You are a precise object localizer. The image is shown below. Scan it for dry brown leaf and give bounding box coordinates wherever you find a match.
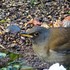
[41,23,49,29]
[27,19,33,24]
[48,22,54,27]
[0,31,3,35]
[62,16,70,21]
[62,16,70,27]
[27,18,42,26]
[53,20,62,27]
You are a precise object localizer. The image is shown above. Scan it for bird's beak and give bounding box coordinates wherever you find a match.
[20,26,39,38]
[20,33,33,38]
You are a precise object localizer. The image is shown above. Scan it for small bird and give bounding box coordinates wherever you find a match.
[26,26,70,66]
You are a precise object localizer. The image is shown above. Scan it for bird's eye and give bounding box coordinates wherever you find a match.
[33,32,39,37]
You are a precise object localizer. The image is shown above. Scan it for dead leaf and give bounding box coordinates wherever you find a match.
[53,20,62,27]
[0,44,6,49]
[41,23,49,29]
[48,22,54,27]
[62,16,70,21]
[27,18,42,26]
[62,16,70,27]
[0,31,3,35]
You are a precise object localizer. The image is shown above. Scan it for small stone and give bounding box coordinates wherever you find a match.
[6,25,21,34]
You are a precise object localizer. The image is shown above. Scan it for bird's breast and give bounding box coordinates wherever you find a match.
[33,43,70,64]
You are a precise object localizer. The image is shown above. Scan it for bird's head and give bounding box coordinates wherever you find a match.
[25,26,50,45]
[20,26,50,58]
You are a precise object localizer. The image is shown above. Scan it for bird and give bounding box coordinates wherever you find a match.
[26,26,70,66]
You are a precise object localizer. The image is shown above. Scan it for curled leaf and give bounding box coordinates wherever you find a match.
[63,16,70,21]
[27,18,42,26]
[62,16,70,27]
[53,20,62,27]
[41,23,49,29]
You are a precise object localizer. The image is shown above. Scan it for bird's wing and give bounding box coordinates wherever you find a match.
[49,27,70,54]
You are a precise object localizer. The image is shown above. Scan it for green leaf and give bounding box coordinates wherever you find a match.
[0,20,7,23]
[8,52,20,62]
[0,19,10,23]
[13,64,20,68]
[68,11,70,14]
[0,68,7,70]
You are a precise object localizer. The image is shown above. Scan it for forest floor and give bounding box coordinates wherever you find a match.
[0,0,70,70]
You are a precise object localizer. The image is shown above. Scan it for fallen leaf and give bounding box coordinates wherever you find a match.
[0,31,3,35]
[53,20,62,27]
[27,18,42,26]
[62,16,70,21]
[41,23,49,29]
[0,44,6,49]
[62,16,70,27]
[48,22,54,27]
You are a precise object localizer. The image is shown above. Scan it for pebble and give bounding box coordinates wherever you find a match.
[6,25,21,34]
[0,52,6,58]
